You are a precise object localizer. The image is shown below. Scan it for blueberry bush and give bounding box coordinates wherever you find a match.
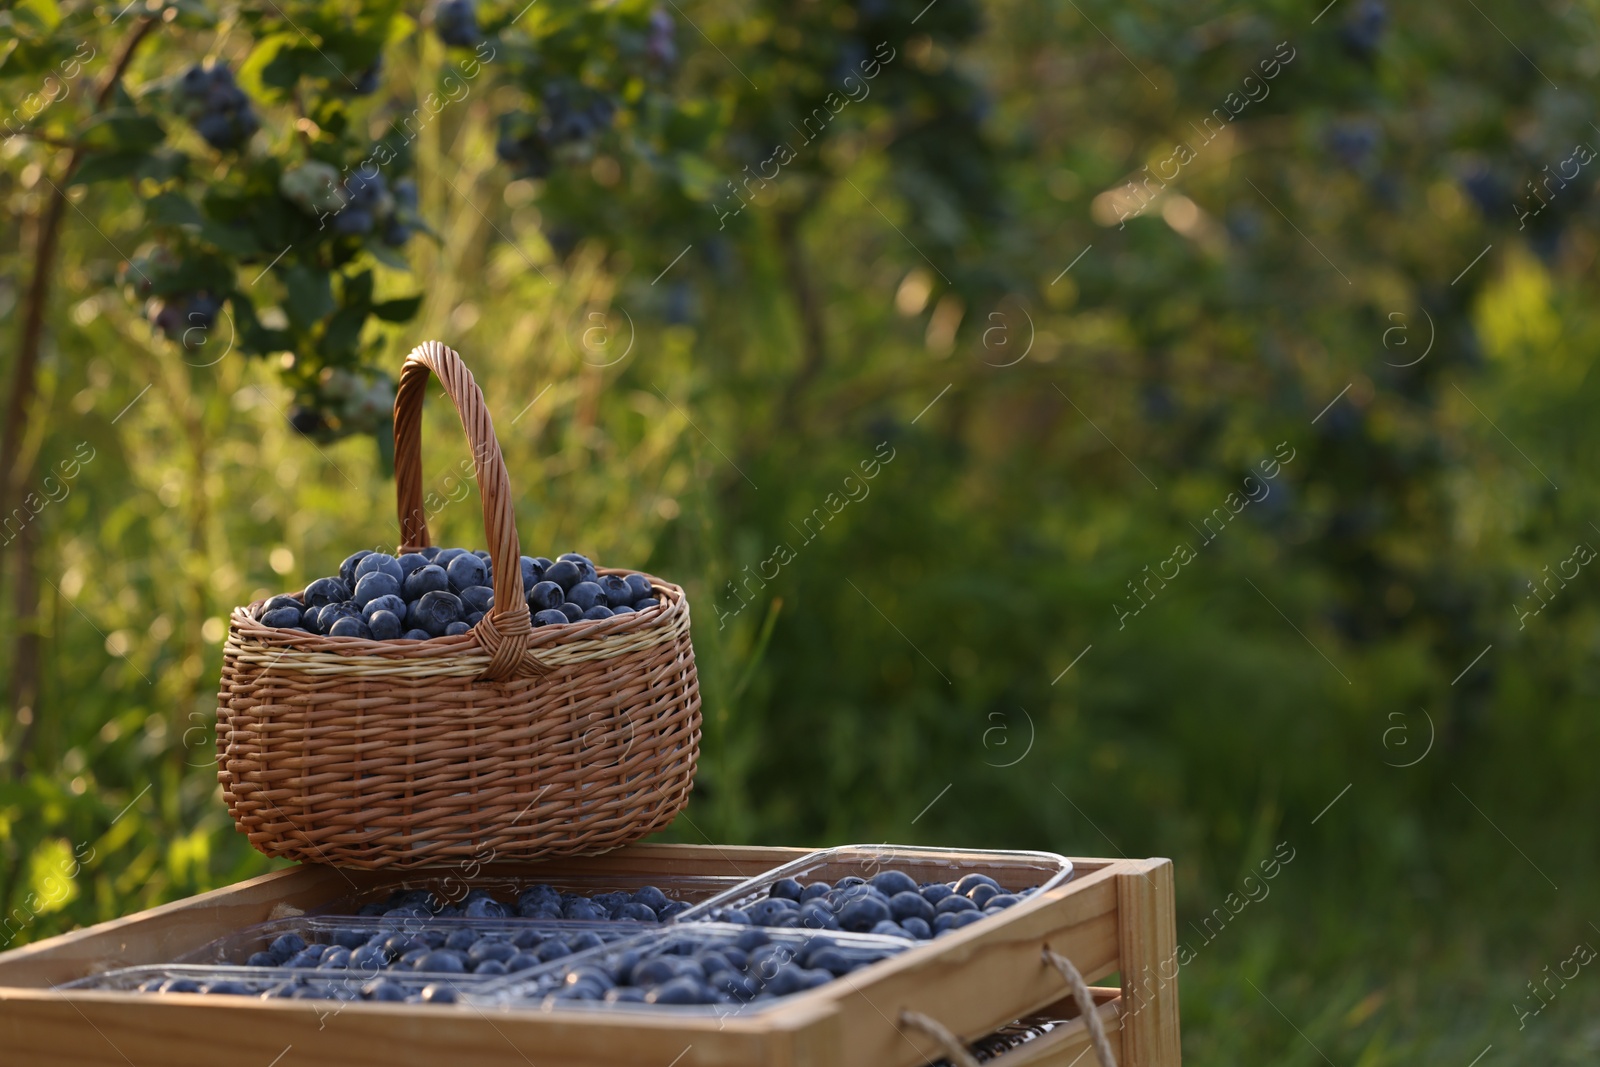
[4,0,1600,1062]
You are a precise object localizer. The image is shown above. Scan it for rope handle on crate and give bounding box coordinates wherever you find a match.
[1043,946,1118,1067]
[393,340,534,682]
[897,947,1118,1067]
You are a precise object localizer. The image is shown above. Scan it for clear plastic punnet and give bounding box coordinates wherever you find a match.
[673,843,1074,927]
[173,915,644,978]
[59,964,490,1005]
[475,922,913,1014]
[313,871,741,920]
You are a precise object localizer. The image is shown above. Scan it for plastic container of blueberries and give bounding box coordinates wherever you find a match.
[310,872,741,917]
[672,843,1074,925]
[60,964,491,1004]
[471,922,913,1013]
[173,916,645,976]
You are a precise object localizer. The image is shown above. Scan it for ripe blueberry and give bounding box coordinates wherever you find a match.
[446,553,487,594]
[598,575,633,606]
[634,597,660,612]
[261,606,302,628]
[557,602,583,622]
[353,571,401,608]
[544,560,581,591]
[869,871,919,897]
[567,582,605,610]
[532,608,568,627]
[409,590,463,636]
[304,576,351,608]
[402,628,432,640]
[355,552,404,584]
[402,563,449,601]
[624,573,653,603]
[528,580,565,611]
[460,585,494,615]
[362,594,405,621]
[329,616,371,638]
[339,551,372,585]
[444,621,469,636]
[367,610,402,640]
[581,605,614,620]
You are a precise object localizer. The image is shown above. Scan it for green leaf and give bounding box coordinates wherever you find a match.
[344,270,374,309]
[135,149,190,183]
[368,244,412,272]
[68,152,143,186]
[76,110,165,153]
[318,305,367,359]
[371,295,422,322]
[199,219,262,257]
[237,33,298,101]
[16,0,61,31]
[283,265,334,330]
[144,192,203,228]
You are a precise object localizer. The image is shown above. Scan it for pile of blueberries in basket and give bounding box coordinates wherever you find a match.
[698,870,1029,941]
[254,549,660,640]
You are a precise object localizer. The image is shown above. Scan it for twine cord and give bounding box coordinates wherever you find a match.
[1043,945,1118,1067]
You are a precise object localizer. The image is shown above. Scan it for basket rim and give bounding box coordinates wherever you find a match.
[227,567,689,663]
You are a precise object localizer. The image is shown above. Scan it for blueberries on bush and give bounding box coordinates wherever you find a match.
[177,63,259,151]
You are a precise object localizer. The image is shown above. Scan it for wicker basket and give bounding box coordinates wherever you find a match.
[216,340,701,869]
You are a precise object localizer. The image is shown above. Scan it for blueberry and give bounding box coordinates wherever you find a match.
[920,884,954,906]
[567,582,606,610]
[646,975,710,1005]
[985,894,1020,910]
[460,585,494,615]
[362,594,406,622]
[871,920,915,940]
[463,897,508,919]
[614,902,658,922]
[433,547,466,566]
[339,551,372,585]
[160,978,205,993]
[901,917,933,939]
[952,873,1001,895]
[581,605,614,620]
[611,605,636,615]
[202,980,255,995]
[764,964,814,997]
[624,573,654,603]
[934,894,978,916]
[355,552,404,585]
[408,590,463,636]
[419,546,442,560]
[403,564,450,601]
[264,594,301,613]
[887,891,935,924]
[634,597,660,612]
[745,899,794,926]
[532,608,568,627]
[396,552,430,577]
[301,605,325,632]
[562,898,608,922]
[598,575,633,607]
[349,944,387,973]
[446,553,488,594]
[967,883,1001,908]
[419,983,457,1003]
[364,978,407,1001]
[304,576,351,608]
[432,0,480,47]
[799,881,832,904]
[261,605,302,628]
[246,950,278,967]
[329,616,371,638]
[557,602,583,622]
[733,929,771,953]
[414,950,465,973]
[544,560,581,591]
[402,629,432,640]
[317,946,352,969]
[535,938,573,963]
[837,896,891,932]
[353,571,401,608]
[332,928,370,950]
[267,934,304,966]
[528,580,565,611]
[468,941,516,965]
[506,952,542,972]
[444,621,470,636]
[870,871,919,897]
[632,886,671,911]
[767,877,804,902]
[934,910,986,935]
[797,902,840,931]
[520,556,545,591]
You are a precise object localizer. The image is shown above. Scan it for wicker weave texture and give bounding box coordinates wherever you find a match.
[215,341,701,868]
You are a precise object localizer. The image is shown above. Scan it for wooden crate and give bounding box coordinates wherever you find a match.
[0,845,1180,1067]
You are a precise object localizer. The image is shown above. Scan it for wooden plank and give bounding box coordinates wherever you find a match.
[795,860,1125,1067]
[0,988,840,1067]
[1115,859,1181,1067]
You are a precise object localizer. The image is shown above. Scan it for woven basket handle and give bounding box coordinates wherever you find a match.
[393,340,531,682]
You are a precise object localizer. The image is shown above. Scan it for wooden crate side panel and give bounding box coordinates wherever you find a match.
[0,991,841,1067]
[815,864,1123,1067]
[982,991,1123,1067]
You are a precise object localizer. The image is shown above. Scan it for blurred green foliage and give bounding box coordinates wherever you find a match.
[4,0,1600,1062]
